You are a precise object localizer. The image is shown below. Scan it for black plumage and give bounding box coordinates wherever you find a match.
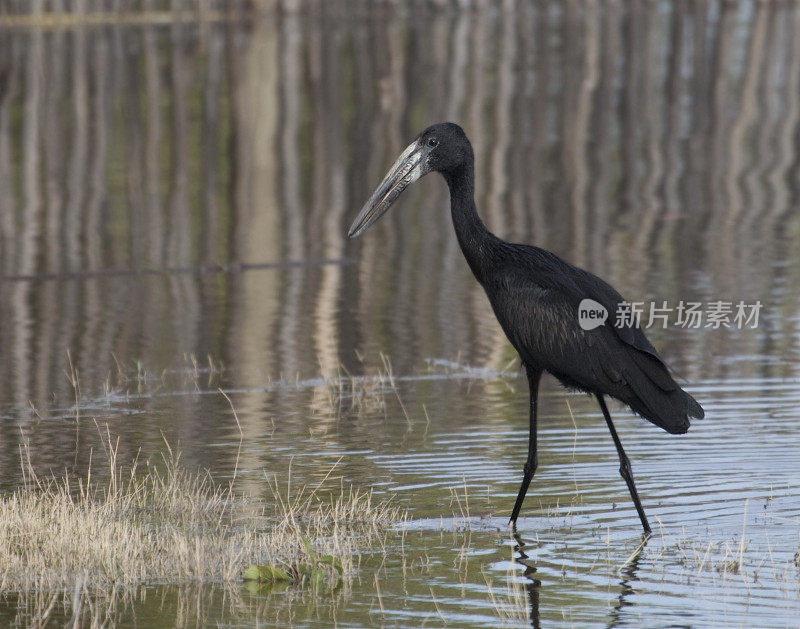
[348,122,704,535]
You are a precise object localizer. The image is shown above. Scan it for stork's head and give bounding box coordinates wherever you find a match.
[347,122,472,239]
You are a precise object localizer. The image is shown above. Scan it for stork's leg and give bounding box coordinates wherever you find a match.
[596,394,652,535]
[510,366,543,525]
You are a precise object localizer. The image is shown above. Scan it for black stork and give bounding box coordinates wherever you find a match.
[347,122,704,535]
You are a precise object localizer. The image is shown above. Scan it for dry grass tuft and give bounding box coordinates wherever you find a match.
[485,558,530,625]
[0,431,402,626]
[3,439,243,591]
[316,354,398,417]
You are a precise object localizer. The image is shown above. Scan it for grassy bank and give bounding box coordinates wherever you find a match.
[0,433,402,625]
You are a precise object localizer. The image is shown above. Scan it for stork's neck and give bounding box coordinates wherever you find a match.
[444,164,497,284]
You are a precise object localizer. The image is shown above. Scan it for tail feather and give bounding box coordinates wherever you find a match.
[684,390,705,419]
[621,353,704,434]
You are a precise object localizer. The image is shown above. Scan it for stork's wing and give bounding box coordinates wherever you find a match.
[480,248,703,433]
[500,247,676,386]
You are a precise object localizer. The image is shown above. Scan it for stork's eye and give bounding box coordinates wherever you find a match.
[427,137,439,148]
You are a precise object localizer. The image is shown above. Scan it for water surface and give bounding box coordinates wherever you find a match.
[1,1,800,626]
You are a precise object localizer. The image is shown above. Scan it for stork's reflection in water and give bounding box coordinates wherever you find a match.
[511,530,650,628]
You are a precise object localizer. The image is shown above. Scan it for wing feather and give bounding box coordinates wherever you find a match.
[481,249,703,433]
